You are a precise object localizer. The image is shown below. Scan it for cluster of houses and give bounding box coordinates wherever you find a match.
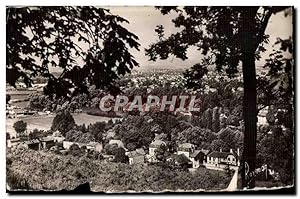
[121,139,240,171]
[145,139,240,171]
[7,129,240,171]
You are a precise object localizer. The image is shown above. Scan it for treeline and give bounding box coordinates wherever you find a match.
[26,73,243,115]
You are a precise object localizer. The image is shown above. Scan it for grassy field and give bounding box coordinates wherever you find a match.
[9,94,30,101]
[6,113,119,136]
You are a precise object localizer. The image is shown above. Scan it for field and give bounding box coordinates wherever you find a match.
[6,113,118,137]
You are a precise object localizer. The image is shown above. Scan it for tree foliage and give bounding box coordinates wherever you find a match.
[7,6,140,97]
[146,6,292,188]
[28,129,48,140]
[13,120,27,136]
[7,149,232,191]
[51,111,75,135]
[146,6,290,77]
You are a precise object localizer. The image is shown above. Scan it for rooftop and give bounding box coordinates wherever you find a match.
[178,143,195,149]
[168,154,191,164]
[87,141,102,147]
[201,149,210,155]
[25,139,40,145]
[109,139,125,149]
[126,148,146,158]
[207,151,236,159]
[190,150,201,158]
[39,136,54,142]
[149,139,166,147]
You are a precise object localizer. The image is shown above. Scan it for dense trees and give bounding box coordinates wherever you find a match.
[13,120,27,137]
[88,122,106,143]
[146,6,291,188]
[7,149,231,191]
[257,126,293,184]
[64,122,108,144]
[51,111,76,135]
[7,6,140,97]
[115,115,155,151]
[211,127,244,151]
[28,129,48,140]
[68,144,83,157]
[155,144,169,162]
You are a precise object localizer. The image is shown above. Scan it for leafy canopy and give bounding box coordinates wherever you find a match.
[13,120,27,135]
[146,6,289,85]
[7,6,140,97]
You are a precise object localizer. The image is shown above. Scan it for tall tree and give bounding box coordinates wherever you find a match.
[51,110,75,135]
[13,120,27,137]
[146,6,291,188]
[7,6,140,97]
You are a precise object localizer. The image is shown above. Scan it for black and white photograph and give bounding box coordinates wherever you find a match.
[4,5,295,194]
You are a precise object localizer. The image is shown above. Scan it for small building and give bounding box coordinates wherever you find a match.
[126,148,146,165]
[177,143,195,158]
[53,136,65,143]
[52,131,65,143]
[87,142,103,152]
[63,141,77,149]
[149,139,166,156]
[167,154,192,169]
[257,106,269,125]
[39,136,55,150]
[108,139,126,150]
[7,138,21,148]
[200,149,210,160]
[63,140,103,153]
[103,154,115,162]
[205,148,240,170]
[189,150,206,168]
[106,129,116,140]
[25,139,41,150]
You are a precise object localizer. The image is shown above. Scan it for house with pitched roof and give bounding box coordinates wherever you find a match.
[39,136,55,150]
[177,143,195,158]
[7,138,21,148]
[176,143,212,168]
[126,148,146,165]
[24,139,41,150]
[148,139,166,156]
[108,139,126,150]
[166,153,192,169]
[87,142,103,152]
[189,149,211,168]
[204,148,240,170]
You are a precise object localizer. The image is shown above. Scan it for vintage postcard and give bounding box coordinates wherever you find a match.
[6,6,295,193]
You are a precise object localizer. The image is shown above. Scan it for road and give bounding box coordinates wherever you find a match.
[226,169,238,191]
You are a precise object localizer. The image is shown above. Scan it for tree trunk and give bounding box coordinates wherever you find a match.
[240,8,259,189]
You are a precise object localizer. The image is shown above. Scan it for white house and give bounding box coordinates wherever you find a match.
[205,148,240,170]
[7,138,21,148]
[189,149,210,168]
[87,142,103,152]
[52,131,65,143]
[126,148,146,165]
[62,141,76,149]
[148,139,166,157]
[108,139,126,150]
[177,143,195,158]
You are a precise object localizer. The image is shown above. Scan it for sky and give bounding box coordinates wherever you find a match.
[48,7,293,73]
[105,6,293,71]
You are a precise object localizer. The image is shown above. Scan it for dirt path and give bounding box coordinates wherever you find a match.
[226,169,238,191]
